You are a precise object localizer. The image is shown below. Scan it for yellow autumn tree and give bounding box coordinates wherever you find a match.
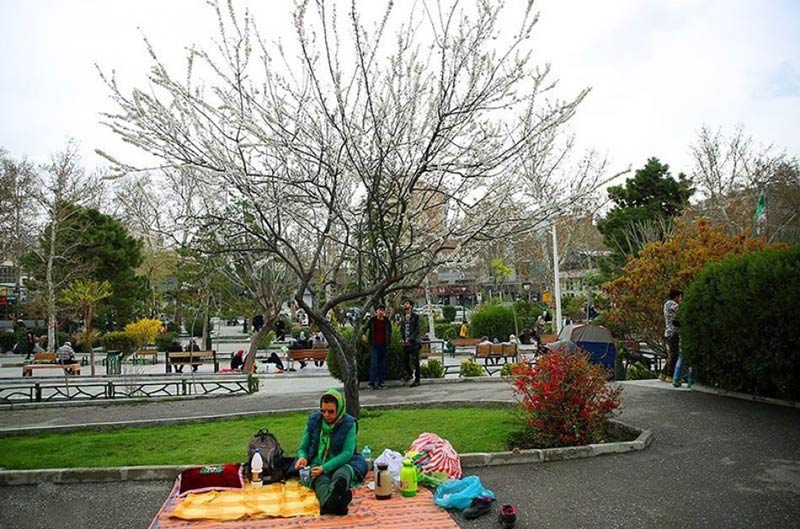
[124,318,163,349]
[601,218,777,352]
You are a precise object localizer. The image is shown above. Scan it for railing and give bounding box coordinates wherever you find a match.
[0,377,253,404]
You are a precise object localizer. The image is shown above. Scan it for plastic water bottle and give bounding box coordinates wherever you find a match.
[251,449,263,488]
[361,445,372,473]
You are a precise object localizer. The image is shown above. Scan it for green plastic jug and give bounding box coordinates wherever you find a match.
[399,458,418,497]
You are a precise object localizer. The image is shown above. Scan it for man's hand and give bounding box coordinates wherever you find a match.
[311,466,323,478]
[294,458,308,470]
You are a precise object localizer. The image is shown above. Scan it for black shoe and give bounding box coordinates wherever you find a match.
[323,478,350,515]
[403,375,413,384]
[463,496,493,520]
[366,384,374,390]
[377,384,386,389]
[409,380,420,387]
[499,504,517,528]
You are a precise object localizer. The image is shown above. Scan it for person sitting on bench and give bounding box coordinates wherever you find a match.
[56,341,76,364]
[167,339,185,373]
[289,332,310,369]
[187,339,200,372]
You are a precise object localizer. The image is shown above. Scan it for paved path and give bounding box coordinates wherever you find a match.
[1,379,799,529]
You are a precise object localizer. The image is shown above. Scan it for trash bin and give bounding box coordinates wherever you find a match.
[106,350,122,375]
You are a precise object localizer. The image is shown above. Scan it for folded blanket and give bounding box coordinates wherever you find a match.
[171,479,319,521]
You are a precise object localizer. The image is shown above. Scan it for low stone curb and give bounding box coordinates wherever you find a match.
[0,418,650,486]
[690,383,800,409]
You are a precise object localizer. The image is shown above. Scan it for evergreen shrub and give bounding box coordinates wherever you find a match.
[99,331,138,354]
[681,246,800,400]
[420,358,445,378]
[470,304,515,341]
[442,305,457,322]
[155,332,177,352]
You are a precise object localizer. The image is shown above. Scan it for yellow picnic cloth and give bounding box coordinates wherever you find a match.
[171,479,320,521]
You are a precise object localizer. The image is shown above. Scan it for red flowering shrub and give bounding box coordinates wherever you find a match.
[509,351,622,448]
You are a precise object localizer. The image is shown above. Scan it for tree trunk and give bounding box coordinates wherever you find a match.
[46,223,57,353]
[86,305,96,376]
[244,320,273,375]
[424,278,436,340]
[318,321,361,418]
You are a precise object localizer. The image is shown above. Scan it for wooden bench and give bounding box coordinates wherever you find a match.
[452,337,481,348]
[22,352,81,377]
[419,342,432,360]
[166,350,218,373]
[133,350,158,365]
[288,348,328,366]
[474,343,518,365]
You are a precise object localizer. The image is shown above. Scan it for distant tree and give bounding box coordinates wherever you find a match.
[690,124,799,244]
[21,142,103,351]
[597,157,694,262]
[0,149,38,319]
[601,218,777,352]
[60,279,112,375]
[70,208,145,325]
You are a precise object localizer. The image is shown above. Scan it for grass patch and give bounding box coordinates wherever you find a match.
[0,407,518,470]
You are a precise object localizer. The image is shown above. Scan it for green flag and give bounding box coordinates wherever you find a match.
[754,194,766,233]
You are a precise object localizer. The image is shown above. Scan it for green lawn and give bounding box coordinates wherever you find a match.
[0,407,519,470]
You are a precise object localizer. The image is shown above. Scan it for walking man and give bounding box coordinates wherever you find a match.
[399,299,421,387]
[661,288,682,382]
[366,304,392,390]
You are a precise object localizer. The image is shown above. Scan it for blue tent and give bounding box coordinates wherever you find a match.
[546,324,618,379]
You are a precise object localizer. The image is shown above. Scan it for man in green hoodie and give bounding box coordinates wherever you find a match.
[293,388,367,515]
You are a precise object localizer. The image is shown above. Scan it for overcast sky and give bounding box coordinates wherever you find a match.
[1,0,798,182]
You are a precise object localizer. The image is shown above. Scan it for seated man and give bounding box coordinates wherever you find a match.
[168,339,185,373]
[289,332,310,369]
[293,389,367,516]
[56,341,76,364]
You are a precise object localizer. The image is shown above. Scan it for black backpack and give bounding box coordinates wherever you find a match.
[244,428,285,484]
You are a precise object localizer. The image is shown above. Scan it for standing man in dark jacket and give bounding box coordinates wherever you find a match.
[365,304,392,390]
[399,299,421,387]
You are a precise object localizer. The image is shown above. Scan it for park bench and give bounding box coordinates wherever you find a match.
[474,343,518,375]
[452,337,480,347]
[133,350,159,365]
[419,342,432,360]
[288,348,328,368]
[166,350,219,373]
[22,352,81,377]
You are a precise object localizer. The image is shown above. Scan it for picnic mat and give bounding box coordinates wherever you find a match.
[150,477,459,529]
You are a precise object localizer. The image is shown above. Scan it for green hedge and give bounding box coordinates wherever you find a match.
[327,327,409,382]
[99,331,139,354]
[681,246,800,400]
[442,306,457,322]
[513,300,543,329]
[469,304,516,341]
[155,332,177,352]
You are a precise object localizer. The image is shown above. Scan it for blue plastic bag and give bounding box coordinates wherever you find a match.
[433,476,496,511]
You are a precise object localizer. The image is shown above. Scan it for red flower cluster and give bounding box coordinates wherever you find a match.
[509,351,622,448]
